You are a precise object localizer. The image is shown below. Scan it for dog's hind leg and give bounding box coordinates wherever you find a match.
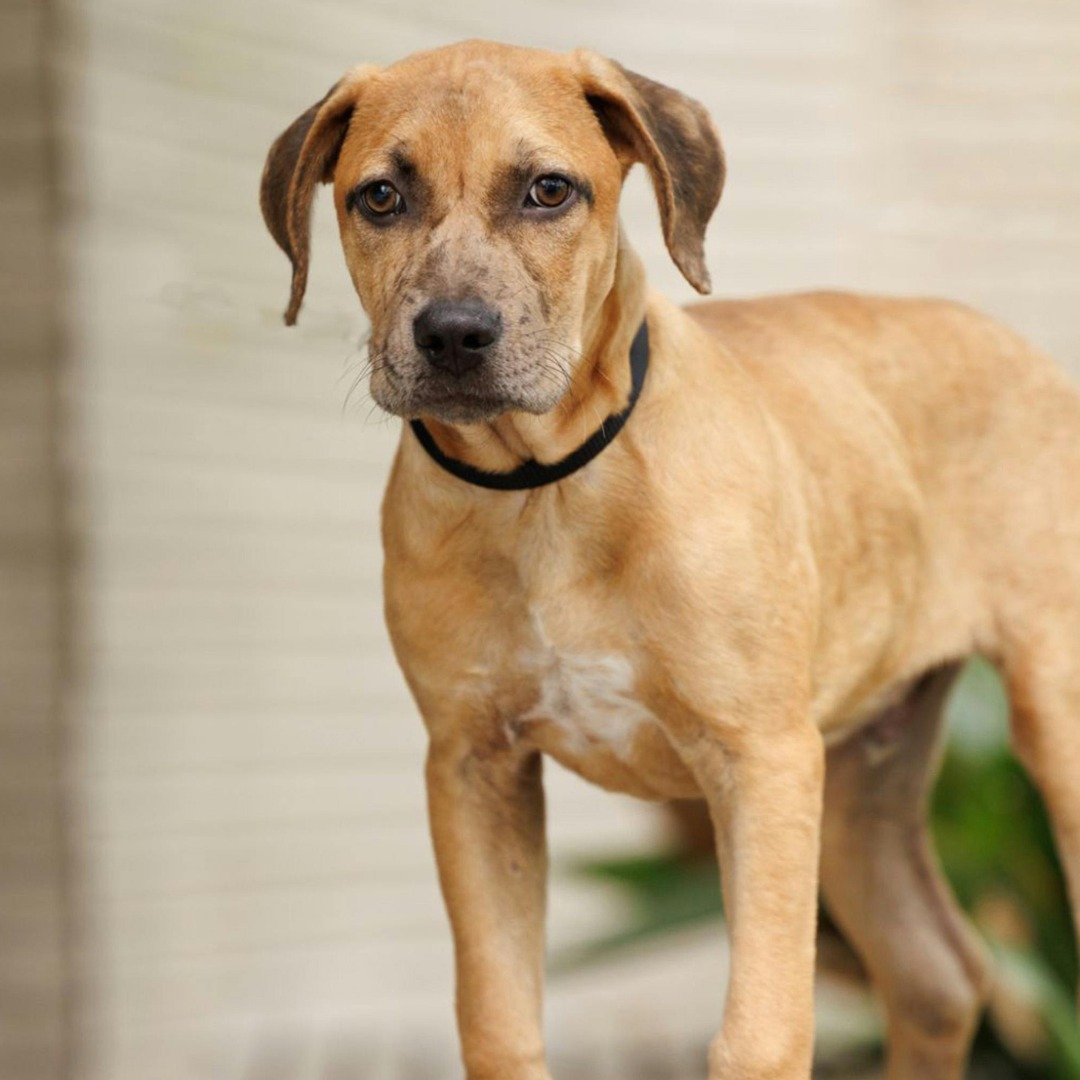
[1003,613,1080,1005]
[820,664,991,1079]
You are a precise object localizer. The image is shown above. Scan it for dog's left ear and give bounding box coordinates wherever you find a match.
[573,51,725,294]
[260,66,375,325]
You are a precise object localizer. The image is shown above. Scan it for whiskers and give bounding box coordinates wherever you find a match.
[340,336,396,427]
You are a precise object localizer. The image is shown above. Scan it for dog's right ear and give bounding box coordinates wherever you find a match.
[260,67,374,325]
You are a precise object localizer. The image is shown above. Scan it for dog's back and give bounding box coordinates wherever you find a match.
[689,289,1080,625]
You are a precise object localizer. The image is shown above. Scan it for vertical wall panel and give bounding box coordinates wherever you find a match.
[0,3,70,1080]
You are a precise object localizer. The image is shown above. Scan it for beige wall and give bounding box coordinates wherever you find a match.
[39,0,1080,1077]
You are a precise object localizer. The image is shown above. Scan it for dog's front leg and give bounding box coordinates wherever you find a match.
[693,721,825,1080]
[426,735,551,1080]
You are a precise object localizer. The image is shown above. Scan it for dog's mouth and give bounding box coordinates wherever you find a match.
[377,370,529,424]
[373,353,563,425]
[407,384,522,424]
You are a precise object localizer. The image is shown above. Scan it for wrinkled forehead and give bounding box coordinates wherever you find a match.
[337,52,614,193]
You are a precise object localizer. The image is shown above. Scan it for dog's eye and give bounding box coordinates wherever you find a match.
[360,181,404,217]
[526,175,572,209]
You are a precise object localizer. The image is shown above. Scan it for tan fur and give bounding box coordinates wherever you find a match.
[262,40,1080,1080]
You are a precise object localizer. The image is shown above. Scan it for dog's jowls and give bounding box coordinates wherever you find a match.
[262,40,1080,1080]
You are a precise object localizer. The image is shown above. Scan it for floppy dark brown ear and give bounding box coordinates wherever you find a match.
[573,52,724,294]
[260,67,373,325]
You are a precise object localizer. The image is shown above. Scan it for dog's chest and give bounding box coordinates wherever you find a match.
[519,634,655,757]
[506,607,695,798]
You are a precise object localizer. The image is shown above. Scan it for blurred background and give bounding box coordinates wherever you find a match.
[4,1,1080,1078]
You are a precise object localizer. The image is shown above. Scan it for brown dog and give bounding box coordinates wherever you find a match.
[261,40,1080,1080]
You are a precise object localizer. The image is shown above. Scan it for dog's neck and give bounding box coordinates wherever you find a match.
[416,235,649,476]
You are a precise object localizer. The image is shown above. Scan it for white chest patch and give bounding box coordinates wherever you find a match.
[517,613,658,759]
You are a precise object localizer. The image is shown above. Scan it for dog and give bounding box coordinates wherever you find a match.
[260,40,1080,1080]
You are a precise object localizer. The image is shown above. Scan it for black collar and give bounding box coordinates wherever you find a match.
[409,319,649,491]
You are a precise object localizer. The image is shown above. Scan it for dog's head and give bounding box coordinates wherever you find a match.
[261,41,724,423]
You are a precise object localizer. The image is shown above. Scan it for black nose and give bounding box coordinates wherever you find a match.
[413,300,502,377]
